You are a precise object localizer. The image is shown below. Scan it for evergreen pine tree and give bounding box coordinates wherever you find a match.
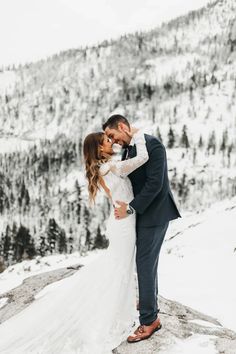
[167,127,175,148]
[152,106,155,123]
[227,143,234,168]
[39,236,48,257]
[83,206,92,250]
[180,125,190,149]
[178,173,189,204]
[220,130,228,155]
[198,135,203,148]
[193,147,197,164]
[75,180,82,224]
[14,225,32,262]
[156,127,163,143]
[27,238,36,259]
[170,168,178,190]
[3,225,11,260]
[0,183,4,213]
[207,131,216,154]
[58,228,67,254]
[93,226,109,250]
[47,218,60,254]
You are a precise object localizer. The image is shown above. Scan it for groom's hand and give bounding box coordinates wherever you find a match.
[114,201,128,219]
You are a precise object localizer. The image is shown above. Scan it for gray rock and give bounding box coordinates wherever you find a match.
[0,266,235,353]
[115,296,236,354]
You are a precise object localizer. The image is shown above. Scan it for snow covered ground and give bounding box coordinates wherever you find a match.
[160,196,236,332]
[0,249,106,296]
[159,334,218,354]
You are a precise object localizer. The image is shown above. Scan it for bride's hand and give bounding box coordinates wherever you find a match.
[124,126,139,137]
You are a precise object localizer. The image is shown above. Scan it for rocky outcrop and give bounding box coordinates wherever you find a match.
[0,263,83,324]
[0,265,235,353]
[115,296,236,354]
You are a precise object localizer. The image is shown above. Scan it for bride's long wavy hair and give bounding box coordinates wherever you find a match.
[83,132,109,203]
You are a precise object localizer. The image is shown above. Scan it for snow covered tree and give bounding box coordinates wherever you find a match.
[93,226,109,250]
[193,147,197,164]
[180,125,190,149]
[46,218,58,253]
[207,131,216,155]
[58,228,67,254]
[75,180,82,224]
[178,173,189,205]
[167,127,175,149]
[83,205,92,250]
[156,126,163,143]
[227,143,234,168]
[220,130,228,155]
[198,135,204,149]
[38,236,48,257]
[46,218,67,254]
[13,224,34,262]
[3,225,11,260]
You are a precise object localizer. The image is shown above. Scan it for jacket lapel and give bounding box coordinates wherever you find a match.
[128,145,136,158]
[121,149,127,161]
[121,145,136,161]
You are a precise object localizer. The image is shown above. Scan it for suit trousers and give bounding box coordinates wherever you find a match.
[136,221,169,325]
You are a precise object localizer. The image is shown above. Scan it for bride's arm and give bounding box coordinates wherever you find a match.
[108,130,149,177]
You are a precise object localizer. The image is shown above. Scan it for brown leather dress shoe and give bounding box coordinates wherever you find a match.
[127,318,162,343]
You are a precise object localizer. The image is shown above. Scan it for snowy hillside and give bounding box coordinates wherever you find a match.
[0,0,236,267]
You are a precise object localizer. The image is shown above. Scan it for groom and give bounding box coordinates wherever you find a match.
[103,114,181,343]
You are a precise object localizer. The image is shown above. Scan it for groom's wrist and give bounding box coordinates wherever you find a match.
[126,204,135,215]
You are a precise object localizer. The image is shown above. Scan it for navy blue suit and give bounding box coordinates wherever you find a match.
[123,134,181,325]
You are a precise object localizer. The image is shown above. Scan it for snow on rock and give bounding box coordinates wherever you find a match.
[116,295,236,354]
[0,249,106,295]
[0,298,8,310]
[158,334,217,354]
[188,319,222,328]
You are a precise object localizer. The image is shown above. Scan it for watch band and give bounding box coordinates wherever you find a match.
[126,204,135,215]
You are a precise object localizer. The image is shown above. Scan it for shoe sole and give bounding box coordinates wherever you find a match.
[127,324,162,343]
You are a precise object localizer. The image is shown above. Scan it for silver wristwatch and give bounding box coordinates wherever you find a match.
[126,204,135,215]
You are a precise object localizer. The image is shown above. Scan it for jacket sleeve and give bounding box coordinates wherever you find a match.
[129,139,166,214]
[108,130,149,177]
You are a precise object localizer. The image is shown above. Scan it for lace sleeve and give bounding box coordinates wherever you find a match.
[108,130,149,177]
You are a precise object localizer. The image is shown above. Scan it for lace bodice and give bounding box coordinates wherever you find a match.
[99,130,148,206]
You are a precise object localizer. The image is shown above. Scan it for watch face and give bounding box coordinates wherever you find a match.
[127,208,133,215]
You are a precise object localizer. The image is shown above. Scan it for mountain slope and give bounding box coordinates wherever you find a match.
[0,0,235,265]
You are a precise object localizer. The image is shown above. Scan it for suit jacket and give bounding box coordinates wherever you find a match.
[122,134,181,227]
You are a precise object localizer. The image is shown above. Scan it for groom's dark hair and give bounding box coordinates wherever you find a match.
[102,114,130,131]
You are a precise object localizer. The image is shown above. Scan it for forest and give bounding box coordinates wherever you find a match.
[0,0,235,269]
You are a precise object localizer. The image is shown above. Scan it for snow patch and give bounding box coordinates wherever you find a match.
[0,249,106,295]
[0,297,8,310]
[160,334,217,354]
[188,319,222,328]
[161,198,236,331]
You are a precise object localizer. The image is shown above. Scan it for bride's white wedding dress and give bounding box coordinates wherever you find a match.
[0,131,148,354]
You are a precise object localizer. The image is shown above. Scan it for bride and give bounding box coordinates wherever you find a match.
[0,127,149,354]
